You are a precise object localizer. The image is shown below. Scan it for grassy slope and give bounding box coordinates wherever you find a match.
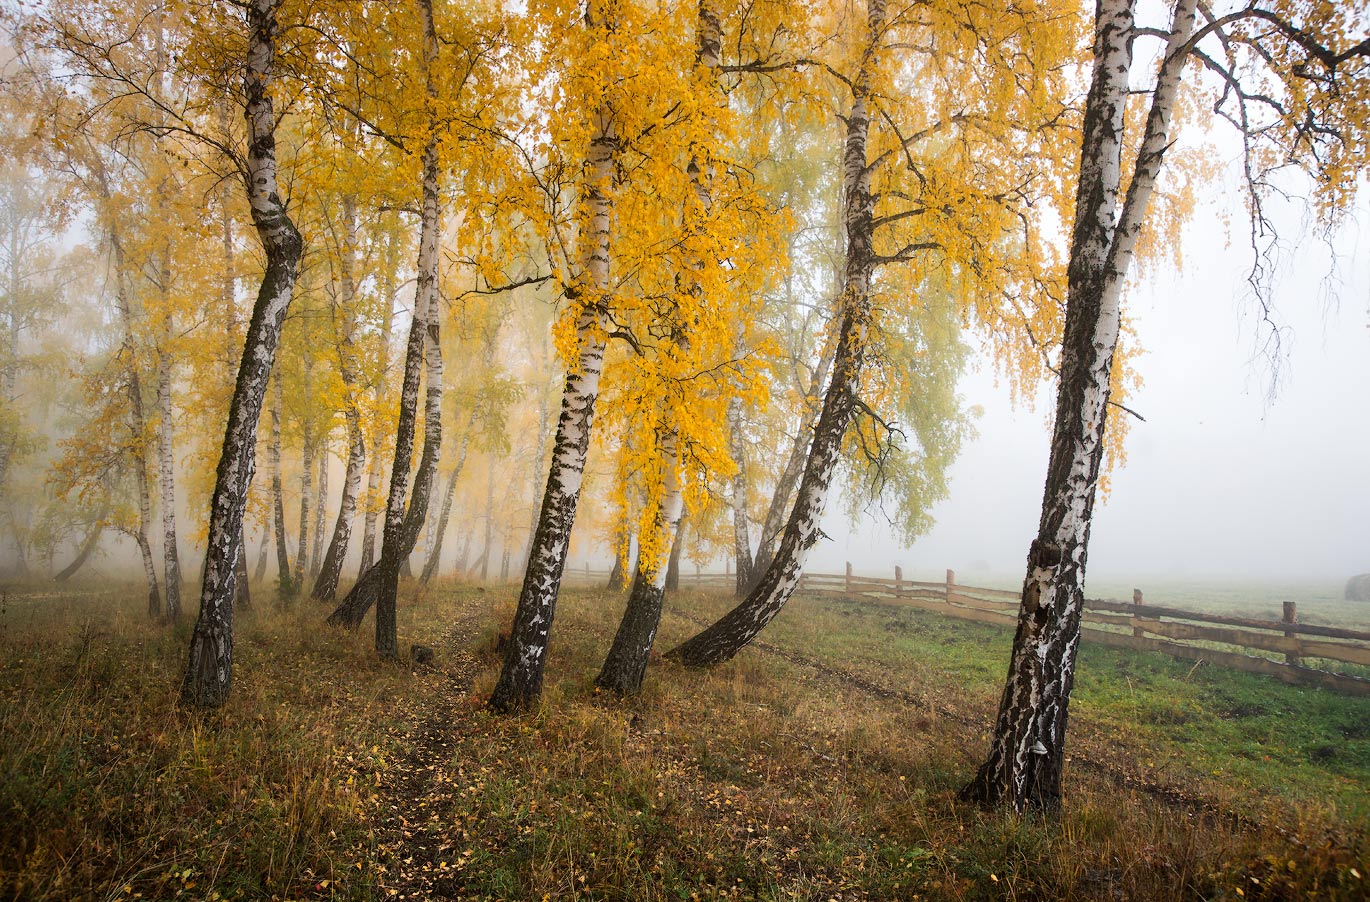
[1,581,1366,901]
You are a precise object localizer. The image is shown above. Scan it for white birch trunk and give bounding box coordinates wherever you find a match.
[668,0,885,667]
[965,0,1197,811]
[181,0,303,708]
[489,95,616,711]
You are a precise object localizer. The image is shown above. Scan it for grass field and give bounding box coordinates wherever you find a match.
[1,579,1366,900]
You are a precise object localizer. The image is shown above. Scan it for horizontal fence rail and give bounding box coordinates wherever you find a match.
[566,563,1370,696]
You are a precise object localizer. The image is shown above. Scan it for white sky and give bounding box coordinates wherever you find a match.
[811,177,1370,589]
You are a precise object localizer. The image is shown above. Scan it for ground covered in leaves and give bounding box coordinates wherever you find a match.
[1,581,1366,900]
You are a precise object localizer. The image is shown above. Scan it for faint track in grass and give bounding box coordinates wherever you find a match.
[666,603,1264,832]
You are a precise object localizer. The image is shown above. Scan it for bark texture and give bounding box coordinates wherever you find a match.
[963,0,1196,811]
[666,0,884,667]
[489,96,617,713]
[181,0,303,708]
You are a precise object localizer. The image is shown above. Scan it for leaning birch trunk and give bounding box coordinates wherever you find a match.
[596,430,683,694]
[488,102,616,713]
[311,196,366,602]
[666,0,883,667]
[963,0,1195,812]
[330,0,443,655]
[754,332,835,575]
[221,183,253,614]
[269,366,292,596]
[54,520,103,582]
[180,0,304,708]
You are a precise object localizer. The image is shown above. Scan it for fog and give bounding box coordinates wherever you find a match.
[813,184,1370,592]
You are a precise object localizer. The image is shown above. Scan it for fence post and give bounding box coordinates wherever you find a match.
[1132,587,1145,638]
[845,561,853,594]
[894,565,903,597]
[1283,601,1301,666]
[945,568,955,604]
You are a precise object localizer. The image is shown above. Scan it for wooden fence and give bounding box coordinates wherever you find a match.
[567,563,1370,696]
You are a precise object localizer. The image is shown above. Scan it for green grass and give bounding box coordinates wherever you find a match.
[1,579,1367,900]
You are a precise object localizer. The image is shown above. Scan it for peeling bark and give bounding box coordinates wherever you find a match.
[181,0,303,708]
[963,0,1197,812]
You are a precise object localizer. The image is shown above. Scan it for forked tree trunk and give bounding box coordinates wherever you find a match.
[312,196,366,602]
[269,367,292,597]
[180,0,304,708]
[666,0,884,667]
[331,0,443,655]
[963,0,1196,812]
[664,514,686,592]
[596,431,683,694]
[488,95,617,713]
[107,230,160,616]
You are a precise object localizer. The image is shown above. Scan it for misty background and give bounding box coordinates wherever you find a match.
[814,175,1370,598]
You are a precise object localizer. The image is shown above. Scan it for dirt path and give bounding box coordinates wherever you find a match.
[372,597,491,901]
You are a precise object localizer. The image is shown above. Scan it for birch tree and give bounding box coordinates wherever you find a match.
[965,0,1370,811]
[182,0,305,707]
[669,0,1076,666]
